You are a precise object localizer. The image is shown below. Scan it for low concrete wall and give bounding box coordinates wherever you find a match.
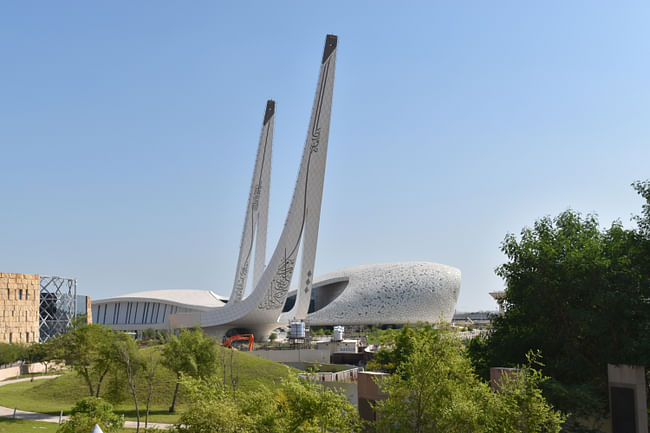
[250,349,330,364]
[26,362,64,374]
[0,366,20,381]
[0,362,64,381]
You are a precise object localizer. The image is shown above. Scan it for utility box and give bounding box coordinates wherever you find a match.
[333,325,344,341]
[289,321,306,339]
[608,364,647,433]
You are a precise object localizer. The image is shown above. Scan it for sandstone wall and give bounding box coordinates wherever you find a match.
[85,296,92,324]
[0,273,40,343]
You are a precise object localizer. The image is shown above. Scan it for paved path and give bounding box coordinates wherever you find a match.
[0,375,173,430]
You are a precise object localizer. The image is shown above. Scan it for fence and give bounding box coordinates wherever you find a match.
[299,367,363,383]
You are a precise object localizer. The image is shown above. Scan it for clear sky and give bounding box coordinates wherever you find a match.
[1,1,649,312]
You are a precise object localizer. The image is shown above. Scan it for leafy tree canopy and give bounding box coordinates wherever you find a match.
[51,323,123,397]
[175,375,360,433]
[161,327,218,412]
[476,181,650,417]
[0,342,27,365]
[366,324,436,374]
[374,327,564,433]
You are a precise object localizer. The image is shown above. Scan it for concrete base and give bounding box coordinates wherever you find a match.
[357,371,388,428]
[608,364,647,433]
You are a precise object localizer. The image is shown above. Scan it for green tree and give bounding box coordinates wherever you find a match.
[478,181,650,421]
[0,342,27,365]
[51,323,120,397]
[277,378,360,433]
[374,328,564,433]
[143,346,162,430]
[161,327,218,412]
[25,341,59,380]
[174,376,255,433]
[367,324,422,373]
[175,375,359,433]
[57,397,123,433]
[374,327,492,433]
[114,333,145,433]
[490,352,566,433]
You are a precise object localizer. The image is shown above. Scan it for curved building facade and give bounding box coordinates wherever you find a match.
[296,262,460,326]
[94,262,460,332]
[93,290,227,332]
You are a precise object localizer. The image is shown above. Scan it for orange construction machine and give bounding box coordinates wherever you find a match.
[223,334,254,351]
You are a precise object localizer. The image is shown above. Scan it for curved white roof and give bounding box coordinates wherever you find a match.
[94,262,460,328]
[96,289,227,309]
[306,262,461,326]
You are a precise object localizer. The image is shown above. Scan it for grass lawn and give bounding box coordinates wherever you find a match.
[0,346,297,424]
[0,418,59,433]
[0,418,142,432]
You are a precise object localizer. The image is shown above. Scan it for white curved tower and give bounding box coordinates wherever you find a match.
[171,35,338,338]
[229,100,274,303]
[94,35,462,338]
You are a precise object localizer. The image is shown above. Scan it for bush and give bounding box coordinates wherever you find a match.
[0,343,27,365]
[57,397,123,433]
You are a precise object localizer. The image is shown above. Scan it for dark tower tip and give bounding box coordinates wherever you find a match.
[322,34,338,64]
[263,99,275,125]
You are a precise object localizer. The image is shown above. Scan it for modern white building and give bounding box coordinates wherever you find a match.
[291,262,460,327]
[92,290,227,333]
[94,35,461,339]
[93,262,460,334]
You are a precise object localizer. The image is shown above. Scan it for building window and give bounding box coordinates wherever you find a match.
[18,289,23,300]
[26,333,29,343]
[9,333,12,343]
[25,290,28,300]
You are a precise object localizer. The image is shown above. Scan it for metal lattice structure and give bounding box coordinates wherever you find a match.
[39,276,77,342]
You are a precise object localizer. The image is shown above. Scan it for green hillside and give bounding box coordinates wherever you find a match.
[0,346,297,424]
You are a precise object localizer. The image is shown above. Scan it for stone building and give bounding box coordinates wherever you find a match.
[0,273,40,343]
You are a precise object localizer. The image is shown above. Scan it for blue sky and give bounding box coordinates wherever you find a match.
[1,2,649,311]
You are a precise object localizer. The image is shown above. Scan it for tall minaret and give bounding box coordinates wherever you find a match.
[252,34,337,321]
[229,100,275,303]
